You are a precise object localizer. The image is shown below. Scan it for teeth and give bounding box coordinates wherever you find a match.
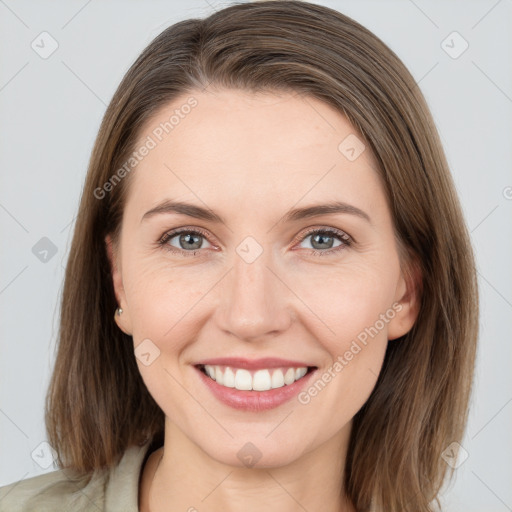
[253,370,272,391]
[234,369,252,390]
[284,368,296,385]
[215,366,224,385]
[202,365,310,391]
[295,367,307,380]
[223,367,235,388]
[271,368,284,388]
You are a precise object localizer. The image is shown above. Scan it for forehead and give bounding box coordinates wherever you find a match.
[125,88,387,222]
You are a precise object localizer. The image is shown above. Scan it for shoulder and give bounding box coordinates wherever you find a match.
[0,467,105,512]
[0,441,155,512]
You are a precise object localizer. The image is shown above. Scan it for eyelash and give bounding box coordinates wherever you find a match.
[156,226,353,258]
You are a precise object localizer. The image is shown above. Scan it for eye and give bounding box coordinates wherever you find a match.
[294,227,352,257]
[158,227,213,256]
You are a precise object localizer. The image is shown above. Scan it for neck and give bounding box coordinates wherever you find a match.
[143,419,355,512]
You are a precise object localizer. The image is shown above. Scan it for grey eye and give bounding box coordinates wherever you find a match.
[167,231,212,251]
[299,232,343,251]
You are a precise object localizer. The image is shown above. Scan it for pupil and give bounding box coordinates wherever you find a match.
[181,233,201,250]
[313,233,333,249]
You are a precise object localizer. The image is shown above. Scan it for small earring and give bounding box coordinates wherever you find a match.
[116,307,123,316]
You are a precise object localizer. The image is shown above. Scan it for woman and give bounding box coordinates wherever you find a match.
[0,1,479,511]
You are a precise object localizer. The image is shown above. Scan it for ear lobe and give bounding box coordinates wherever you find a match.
[387,258,422,341]
[105,234,133,336]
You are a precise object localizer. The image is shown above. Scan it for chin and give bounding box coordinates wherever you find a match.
[199,434,307,469]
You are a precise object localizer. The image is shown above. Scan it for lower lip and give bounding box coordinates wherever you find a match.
[195,366,317,411]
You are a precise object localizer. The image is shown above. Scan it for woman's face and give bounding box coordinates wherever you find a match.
[106,88,418,467]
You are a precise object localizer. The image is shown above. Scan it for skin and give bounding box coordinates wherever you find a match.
[105,88,420,512]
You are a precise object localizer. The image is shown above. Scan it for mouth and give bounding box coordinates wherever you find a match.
[194,361,318,411]
[196,364,317,391]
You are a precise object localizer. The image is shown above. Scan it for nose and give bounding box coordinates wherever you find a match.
[214,246,293,342]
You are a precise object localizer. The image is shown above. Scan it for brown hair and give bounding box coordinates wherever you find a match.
[45,1,479,510]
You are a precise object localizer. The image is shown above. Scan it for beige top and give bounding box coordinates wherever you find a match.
[0,439,156,512]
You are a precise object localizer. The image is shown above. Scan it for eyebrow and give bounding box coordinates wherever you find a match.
[141,199,372,225]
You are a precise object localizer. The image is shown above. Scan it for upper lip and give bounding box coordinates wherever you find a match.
[194,357,316,370]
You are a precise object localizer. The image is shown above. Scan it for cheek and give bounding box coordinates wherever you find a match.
[292,259,399,346]
[122,255,205,337]
[295,268,394,436]
[123,262,205,415]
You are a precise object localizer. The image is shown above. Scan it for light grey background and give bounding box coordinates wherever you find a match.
[1,0,511,510]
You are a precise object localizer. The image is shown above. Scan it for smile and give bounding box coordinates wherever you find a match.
[194,358,318,411]
[199,364,310,391]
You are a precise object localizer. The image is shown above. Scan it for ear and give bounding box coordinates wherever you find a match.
[387,256,422,341]
[105,234,133,336]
